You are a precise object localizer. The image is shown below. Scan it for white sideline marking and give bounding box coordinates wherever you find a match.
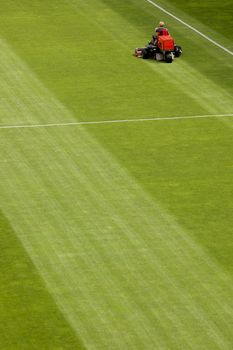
[145,0,233,56]
[0,114,233,130]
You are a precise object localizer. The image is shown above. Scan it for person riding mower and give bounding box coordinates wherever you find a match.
[134,21,182,63]
[149,21,169,46]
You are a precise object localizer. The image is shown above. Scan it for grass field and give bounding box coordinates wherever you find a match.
[0,0,233,349]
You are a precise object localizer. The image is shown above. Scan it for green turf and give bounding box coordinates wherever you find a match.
[0,211,85,349]
[0,0,233,349]
[91,116,233,274]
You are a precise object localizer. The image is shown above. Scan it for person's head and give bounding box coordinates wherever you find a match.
[159,21,165,27]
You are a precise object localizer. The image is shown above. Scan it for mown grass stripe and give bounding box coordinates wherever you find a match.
[0,210,86,349]
[0,38,71,125]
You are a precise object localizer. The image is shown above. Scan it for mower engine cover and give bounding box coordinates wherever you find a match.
[158,35,175,51]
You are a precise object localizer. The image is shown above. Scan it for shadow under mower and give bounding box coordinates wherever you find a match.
[135,35,182,63]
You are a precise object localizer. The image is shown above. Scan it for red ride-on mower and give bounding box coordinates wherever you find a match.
[134,34,182,63]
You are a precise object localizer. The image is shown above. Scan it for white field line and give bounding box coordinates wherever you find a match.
[145,0,233,56]
[0,113,233,130]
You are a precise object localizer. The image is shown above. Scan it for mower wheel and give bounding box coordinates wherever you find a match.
[165,52,173,63]
[174,45,182,57]
[142,48,150,59]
